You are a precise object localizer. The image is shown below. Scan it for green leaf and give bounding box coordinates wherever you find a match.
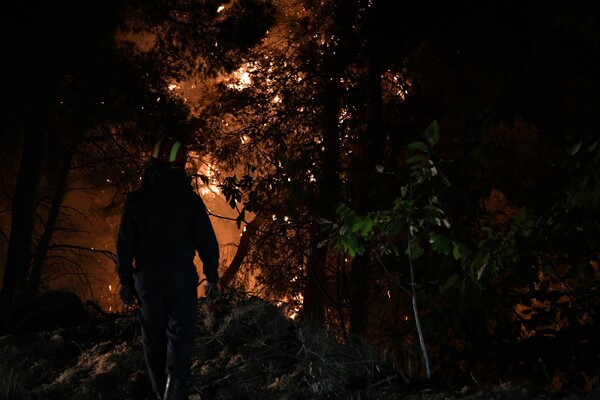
[586,139,599,153]
[344,236,364,258]
[425,120,441,145]
[452,242,461,260]
[360,217,374,237]
[407,141,430,152]
[409,244,424,258]
[430,234,452,255]
[406,154,426,164]
[569,140,582,156]
[336,203,350,217]
[457,243,469,259]
[339,224,348,235]
[348,246,356,258]
[442,274,460,291]
[356,244,365,256]
[350,220,362,233]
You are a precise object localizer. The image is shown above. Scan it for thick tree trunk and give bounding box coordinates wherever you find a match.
[347,29,384,337]
[1,95,49,320]
[301,0,354,327]
[301,76,343,326]
[349,249,371,336]
[220,214,266,287]
[300,242,328,326]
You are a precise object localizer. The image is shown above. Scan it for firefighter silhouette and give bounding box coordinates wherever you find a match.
[116,137,220,400]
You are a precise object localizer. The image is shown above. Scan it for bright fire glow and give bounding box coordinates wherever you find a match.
[228,68,252,90]
[226,63,259,90]
[277,292,304,320]
[198,163,221,197]
[187,151,222,197]
[217,5,225,12]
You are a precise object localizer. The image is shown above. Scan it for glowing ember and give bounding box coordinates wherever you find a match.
[277,292,304,320]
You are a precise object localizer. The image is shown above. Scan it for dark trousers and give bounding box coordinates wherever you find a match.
[135,270,198,397]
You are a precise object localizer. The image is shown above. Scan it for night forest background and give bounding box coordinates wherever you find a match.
[1,0,599,394]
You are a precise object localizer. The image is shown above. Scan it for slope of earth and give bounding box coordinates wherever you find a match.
[0,294,598,400]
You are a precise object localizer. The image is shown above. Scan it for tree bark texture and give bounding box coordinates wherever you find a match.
[220,214,267,287]
[1,92,50,318]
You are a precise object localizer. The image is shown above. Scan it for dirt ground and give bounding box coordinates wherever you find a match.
[0,296,598,400]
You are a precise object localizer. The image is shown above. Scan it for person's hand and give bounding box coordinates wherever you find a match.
[119,283,136,307]
[204,282,220,304]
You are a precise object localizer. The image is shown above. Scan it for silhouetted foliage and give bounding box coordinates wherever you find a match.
[200,0,600,391]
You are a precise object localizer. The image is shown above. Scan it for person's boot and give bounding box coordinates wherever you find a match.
[163,375,185,400]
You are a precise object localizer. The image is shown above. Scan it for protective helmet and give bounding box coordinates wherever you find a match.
[151,137,187,166]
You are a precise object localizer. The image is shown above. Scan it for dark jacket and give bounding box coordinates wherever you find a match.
[116,164,219,286]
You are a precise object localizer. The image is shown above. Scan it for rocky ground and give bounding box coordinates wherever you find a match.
[0,294,598,400]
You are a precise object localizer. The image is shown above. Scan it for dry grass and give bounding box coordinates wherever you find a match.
[0,296,597,399]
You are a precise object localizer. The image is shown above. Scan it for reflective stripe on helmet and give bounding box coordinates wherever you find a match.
[153,139,164,159]
[169,141,181,162]
[151,137,187,165]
